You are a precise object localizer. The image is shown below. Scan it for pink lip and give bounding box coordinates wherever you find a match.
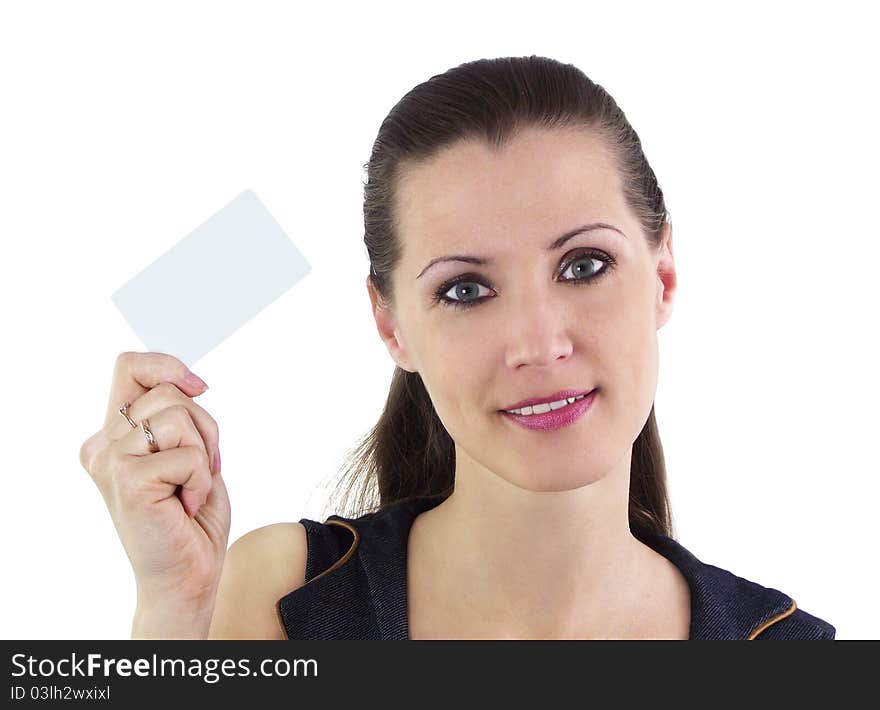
[501,388,594,412]
[500,389,597,432]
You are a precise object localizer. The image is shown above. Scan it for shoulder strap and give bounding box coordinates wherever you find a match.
[299,517,359,583]
[277,495,448,640]
[277,497,450,640]
[277,515,383,640]
[750,603,836,640]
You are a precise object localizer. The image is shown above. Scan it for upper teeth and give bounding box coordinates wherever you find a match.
[505,393,588,416]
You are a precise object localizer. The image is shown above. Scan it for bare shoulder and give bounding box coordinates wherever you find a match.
[208,522,307,640]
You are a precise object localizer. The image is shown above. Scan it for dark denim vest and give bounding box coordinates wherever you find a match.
[277,495,835,640]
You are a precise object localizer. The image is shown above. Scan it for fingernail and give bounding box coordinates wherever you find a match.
[184,371,209,390]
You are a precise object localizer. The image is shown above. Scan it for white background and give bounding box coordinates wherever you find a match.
[1,0,877,639]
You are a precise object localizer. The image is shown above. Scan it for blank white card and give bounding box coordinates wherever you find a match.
[111,189,311,367]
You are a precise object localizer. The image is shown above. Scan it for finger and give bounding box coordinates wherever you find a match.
[114,404,213,517]
[130,447,212,518]
[108,381,221,475]
[197,469,230,525]
[104,351,208,431]
[79,430,104,473]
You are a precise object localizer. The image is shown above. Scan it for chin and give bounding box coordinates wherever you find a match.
[501,465,609,493]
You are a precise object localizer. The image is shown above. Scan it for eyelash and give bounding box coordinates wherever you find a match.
[432,249,616,311]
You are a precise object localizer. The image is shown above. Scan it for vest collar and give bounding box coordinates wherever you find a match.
[630,525,795,639]
[307,495,796,640]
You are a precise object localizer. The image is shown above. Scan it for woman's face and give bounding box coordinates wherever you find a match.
[368,126,676,492]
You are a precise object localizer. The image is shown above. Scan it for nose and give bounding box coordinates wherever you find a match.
[503,296,574,369]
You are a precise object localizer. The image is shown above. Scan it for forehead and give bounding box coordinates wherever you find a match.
[394,127,627,247]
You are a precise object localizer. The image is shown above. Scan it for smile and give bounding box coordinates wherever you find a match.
[500,389,597,431]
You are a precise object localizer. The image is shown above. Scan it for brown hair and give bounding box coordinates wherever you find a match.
[322,55,674,538]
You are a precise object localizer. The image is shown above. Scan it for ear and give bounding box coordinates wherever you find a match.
[655,220,677,330]
[366,274,418,373]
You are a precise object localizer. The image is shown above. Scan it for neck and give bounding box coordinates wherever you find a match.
[410,446,659,638]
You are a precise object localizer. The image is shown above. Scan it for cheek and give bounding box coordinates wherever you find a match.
[595,311,659,407]
[416,344,484,417]
[440,365,486,416]
[421,360,501,450]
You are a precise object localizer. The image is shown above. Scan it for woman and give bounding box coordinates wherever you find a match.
[81,55,835,640]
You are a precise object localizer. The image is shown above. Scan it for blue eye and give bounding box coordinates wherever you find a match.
[433,249,616,311]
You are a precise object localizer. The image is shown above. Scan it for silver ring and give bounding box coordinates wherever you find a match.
[118,401,138,429]
[140,418,160,453]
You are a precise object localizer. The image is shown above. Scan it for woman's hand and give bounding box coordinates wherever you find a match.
[79,351,231,638]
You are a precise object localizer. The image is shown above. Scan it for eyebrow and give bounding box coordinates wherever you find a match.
[416,222,628,279]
